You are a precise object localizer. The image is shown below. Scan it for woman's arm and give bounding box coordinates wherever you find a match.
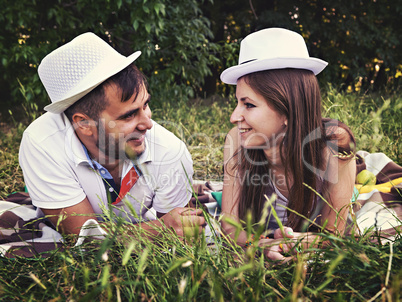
[259,150,355,261]
[221,127,247,242]
[320,141,356,235]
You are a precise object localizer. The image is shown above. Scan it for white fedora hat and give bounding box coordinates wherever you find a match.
[220,28,328,85]
[39,32,141,114]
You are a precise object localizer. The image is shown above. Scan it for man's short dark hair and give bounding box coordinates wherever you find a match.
[65,64,148,122]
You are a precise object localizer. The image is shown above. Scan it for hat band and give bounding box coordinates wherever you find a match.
[240,59,256,65]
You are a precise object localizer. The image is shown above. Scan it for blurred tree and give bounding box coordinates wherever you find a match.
[202,0,402,94]
[1,0,401,117]
[0,0,217,114]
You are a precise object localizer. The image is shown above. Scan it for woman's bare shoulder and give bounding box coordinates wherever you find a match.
[224,127,241,163]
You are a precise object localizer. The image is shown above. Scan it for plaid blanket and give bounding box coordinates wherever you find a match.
[0,193,106,258]
[1,151,401,258]
[0,192,64,258]
[347,151,402,241]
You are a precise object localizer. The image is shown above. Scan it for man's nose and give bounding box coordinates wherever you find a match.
[137,108,153,131]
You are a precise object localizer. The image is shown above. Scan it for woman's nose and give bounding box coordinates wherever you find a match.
[230,106,243,124]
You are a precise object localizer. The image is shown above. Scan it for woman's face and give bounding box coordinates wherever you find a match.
[230,78,287,150]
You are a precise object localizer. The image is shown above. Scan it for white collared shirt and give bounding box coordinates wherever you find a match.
[19,113,194,222]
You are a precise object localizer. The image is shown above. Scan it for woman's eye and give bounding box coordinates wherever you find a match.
[245,103,255,109]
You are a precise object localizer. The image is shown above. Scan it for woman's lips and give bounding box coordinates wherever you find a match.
[239,128,252,134]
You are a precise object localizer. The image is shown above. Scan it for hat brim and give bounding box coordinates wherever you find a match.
[220,57,328,85]
[44,51,142,114]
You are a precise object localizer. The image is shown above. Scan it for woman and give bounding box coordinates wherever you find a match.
[220,28,356,261]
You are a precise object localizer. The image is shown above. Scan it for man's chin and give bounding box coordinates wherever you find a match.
[124,142,145,160]
[126,150,144,160]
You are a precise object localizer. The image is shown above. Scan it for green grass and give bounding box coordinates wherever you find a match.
[0,229,400,301]
[0,123,26,199]
[322,85,402,165]
[0,88,401,301]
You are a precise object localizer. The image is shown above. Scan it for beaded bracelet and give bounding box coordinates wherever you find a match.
[255,234,274,240]
[245,240,253,247]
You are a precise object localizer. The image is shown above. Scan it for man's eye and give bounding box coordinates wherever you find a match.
[123,112,136,119]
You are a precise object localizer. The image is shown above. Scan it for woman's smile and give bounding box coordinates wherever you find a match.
[239,127,252,134]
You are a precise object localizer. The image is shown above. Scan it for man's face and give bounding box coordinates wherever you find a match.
[95,83,153,161]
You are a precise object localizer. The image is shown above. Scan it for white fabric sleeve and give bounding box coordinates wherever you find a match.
[19,132,87,209]
[150,146,194,214]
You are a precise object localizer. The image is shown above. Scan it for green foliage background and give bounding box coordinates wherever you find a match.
[1,0,401,117]
[204,0,402,93]
[0,0,218,113]
[0,2,401,300]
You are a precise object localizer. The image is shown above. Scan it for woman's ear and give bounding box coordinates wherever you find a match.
[72,113,95,136]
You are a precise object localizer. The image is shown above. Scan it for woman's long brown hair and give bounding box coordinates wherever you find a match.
[228,68,355,231]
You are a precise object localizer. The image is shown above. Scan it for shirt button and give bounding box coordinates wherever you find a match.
[100,170,106,174]
[109,187,114,192]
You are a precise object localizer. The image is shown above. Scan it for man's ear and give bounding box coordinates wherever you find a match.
[72,113,96,136]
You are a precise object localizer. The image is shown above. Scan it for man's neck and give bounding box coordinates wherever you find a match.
[92,151,122,174]
[84,144,124,182]
[75,130,125,180]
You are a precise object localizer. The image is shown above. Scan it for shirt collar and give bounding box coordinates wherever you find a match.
[81,144,115,179]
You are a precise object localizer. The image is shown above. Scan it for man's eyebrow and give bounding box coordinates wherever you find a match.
[118,95,151,119]
[117,108,138,120]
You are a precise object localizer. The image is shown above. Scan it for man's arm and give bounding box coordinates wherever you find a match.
[41,197,98,235]
[42,199,205,240]
[41,202,202,240]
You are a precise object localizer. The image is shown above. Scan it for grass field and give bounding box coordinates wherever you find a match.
[0,87,401,301]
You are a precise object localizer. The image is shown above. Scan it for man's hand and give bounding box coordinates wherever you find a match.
[160,208,205,237]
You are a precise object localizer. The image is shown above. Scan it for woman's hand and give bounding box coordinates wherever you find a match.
[258,228,312,261]
[273,227,295,239]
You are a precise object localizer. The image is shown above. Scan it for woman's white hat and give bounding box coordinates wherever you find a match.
[220,28,328,85]
[38,32,141,114]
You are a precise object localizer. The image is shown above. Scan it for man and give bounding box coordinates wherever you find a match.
[19,32,205,238]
